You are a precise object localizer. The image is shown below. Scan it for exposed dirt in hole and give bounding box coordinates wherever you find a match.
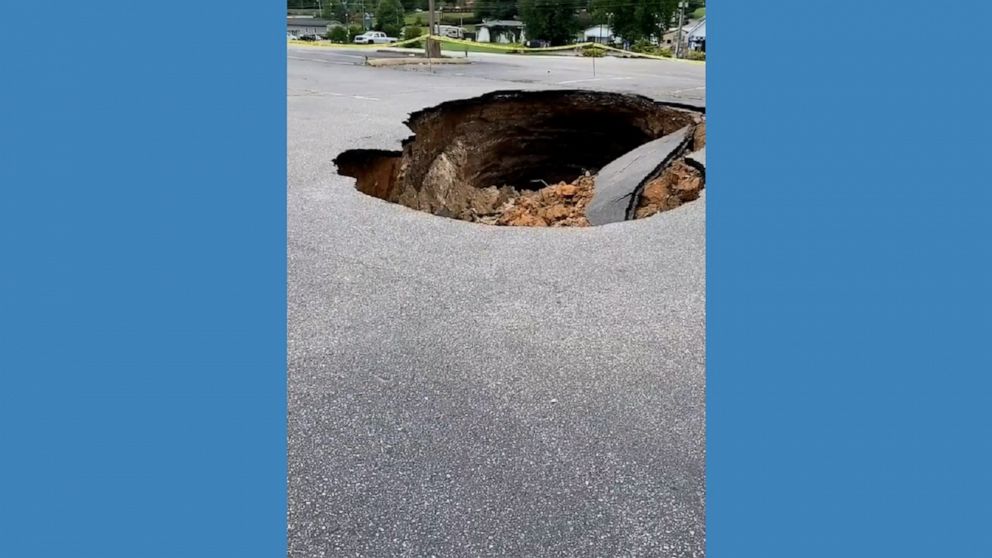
[481,175,596,227]
[334,90,705,227]
[693,120,706,150]
[634,160,704,219]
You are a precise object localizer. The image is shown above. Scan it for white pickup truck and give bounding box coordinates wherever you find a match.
[353,31,397,44]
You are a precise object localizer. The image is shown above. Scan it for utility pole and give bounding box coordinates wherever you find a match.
[674,0,687,58]
[426,0,441,58]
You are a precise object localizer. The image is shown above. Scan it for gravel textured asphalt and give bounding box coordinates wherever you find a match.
[288,48,706,557]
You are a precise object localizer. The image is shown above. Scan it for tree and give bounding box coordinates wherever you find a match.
[288,0,318,9]
[322,2,347,23]
[590,0,678,43]
[327,26,349,42]
[317,1,367,26]
[375,0,406,31]
[400,0,429,10]
[475,0,518,21]
[517,0,578,45]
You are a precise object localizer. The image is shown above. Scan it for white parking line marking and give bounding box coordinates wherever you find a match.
[556,76,633,84]
[326,53,367,60]
[287,56,356,66]
[670,86,706,94]
[286,89,346,97]
[286,88,383,101]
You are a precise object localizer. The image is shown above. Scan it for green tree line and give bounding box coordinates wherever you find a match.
[290,0,703,46]
[479,0,703,46]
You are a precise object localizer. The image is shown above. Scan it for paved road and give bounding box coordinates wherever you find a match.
[288,45,705,105]
[288,46,706,557]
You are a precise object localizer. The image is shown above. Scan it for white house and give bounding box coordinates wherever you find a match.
[583,25,615,44]
[686,18,705,51]
[661,18,706,52]
[476,20,525,44]
[287,17,339,38]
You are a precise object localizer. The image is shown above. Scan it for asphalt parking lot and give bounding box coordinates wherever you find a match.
[287,45,705,104]
[287,46,706,557]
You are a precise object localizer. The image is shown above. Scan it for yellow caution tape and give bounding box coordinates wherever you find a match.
[287,36,427,49]
[288,35,704,63]
[428,35,579,52]
[430,35,703,62]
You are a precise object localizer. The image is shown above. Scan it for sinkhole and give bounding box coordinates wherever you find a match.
[334,90,706,227]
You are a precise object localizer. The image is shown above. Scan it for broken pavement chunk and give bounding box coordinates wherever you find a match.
[585,126,692,226]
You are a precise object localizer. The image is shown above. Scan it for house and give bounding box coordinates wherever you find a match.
[476,20,525,44]
[660,26,680,49]
[583,24,615,44]
[686,18,705,51]
[661,18,705,52]
[287,17,339,38]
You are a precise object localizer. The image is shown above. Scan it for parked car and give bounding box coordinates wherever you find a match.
[298,34,318,41]
[353,31,397,44]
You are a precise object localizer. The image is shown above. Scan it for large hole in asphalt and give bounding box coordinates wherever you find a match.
[334,90,706,227]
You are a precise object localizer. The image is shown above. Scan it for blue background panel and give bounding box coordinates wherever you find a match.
[1,2,286,556]
[3,0,992,556]
[709,0,992,556]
